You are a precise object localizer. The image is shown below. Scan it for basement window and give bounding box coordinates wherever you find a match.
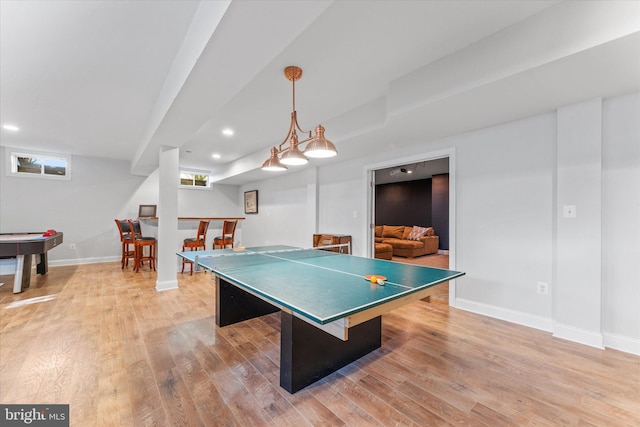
[9,151,71,180]
[179,170,211,190]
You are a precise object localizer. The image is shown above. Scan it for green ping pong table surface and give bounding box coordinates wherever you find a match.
[177,245,464,325]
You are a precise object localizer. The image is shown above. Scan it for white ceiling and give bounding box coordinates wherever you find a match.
[1,1,639,185]
[375,158,450,186]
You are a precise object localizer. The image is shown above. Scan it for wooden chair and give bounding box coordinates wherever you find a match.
[181,220,209,274]
[115,219,135,269]
[127,220,156,272]
[213,220,237,249]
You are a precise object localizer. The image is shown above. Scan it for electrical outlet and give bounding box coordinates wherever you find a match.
[69,243,76,250]
[563,205,576,218]
[537,281,549,295]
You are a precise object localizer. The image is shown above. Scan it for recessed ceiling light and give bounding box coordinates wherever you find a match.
[2,124,19,131]
[212,153,221,159]
[222,128,234,136]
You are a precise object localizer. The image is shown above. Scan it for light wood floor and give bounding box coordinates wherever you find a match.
[1,258,638,426]
[392,253,451,303]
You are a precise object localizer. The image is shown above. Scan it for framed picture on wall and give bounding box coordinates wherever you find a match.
[244,190,258,214]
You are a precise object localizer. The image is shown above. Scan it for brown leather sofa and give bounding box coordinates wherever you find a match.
[374,225,439,258]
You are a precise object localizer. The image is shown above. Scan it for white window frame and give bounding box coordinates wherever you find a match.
[7,149,71,180]
[179,169,212,190]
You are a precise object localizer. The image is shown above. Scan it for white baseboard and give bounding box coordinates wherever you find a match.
[455,298,554,332]
[156,280,178,291]
[553,322,604,349]
[51,256,120,266]
[0,258,17,275]
[456,298,639,355]
[603,331,640,356]
[0,256,120,275]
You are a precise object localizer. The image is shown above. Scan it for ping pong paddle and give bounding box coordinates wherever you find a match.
[364,275,387,285]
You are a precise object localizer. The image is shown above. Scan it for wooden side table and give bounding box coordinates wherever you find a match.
[313,234,352,254]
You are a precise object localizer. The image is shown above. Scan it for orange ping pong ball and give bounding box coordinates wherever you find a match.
[370,275,377,283]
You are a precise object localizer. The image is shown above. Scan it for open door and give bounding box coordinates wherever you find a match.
[367,169,376,258]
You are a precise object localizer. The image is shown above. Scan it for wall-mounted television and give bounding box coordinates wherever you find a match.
[138,204,157,218]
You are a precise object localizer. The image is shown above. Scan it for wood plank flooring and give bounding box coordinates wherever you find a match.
[392,253,450,302]
[1,259,638,426]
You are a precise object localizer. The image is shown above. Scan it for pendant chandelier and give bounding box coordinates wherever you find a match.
[261,66,337,171]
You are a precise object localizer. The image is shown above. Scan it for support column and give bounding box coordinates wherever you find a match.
[307,167,319,236]
[554,98,603,347]
[156,146,179,291]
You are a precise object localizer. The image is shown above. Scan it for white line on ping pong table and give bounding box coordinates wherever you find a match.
[188,247,422,291]
[189,247,305,272]
[256,250,416,290]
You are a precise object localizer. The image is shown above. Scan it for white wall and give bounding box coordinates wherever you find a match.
[318,162,367,255]
[601,92,640,351]
[0,151,148,264]
[555,99,603,347]
[240,168,317,249]
[0,149,241,267]
[454,114,556,325]
[239,92,640,355]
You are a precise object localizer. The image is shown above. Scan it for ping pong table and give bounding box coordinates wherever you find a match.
[177,245,464,393]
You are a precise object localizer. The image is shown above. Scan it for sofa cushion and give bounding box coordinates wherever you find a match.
[375,225,383,237]
[402,226,412,240]
[382,225,404,239]
[408,226,430,241]
[383,238,423,249]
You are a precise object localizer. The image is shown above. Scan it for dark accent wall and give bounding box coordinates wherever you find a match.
[375,179,432,229]
[375,175,449,250]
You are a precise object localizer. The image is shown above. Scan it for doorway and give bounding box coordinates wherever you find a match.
[364,148,458,305]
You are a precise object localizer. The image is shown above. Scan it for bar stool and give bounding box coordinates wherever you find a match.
[127,220,156,272]
[181,220,209,274]
[213,220,237,249]
[114,219,135,269]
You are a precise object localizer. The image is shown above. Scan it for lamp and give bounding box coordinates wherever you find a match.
[261,147,287,171]
[261,66,337,171]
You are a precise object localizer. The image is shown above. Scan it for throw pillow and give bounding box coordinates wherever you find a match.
[408,226,430,241]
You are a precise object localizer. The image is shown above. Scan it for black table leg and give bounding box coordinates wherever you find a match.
[36,252,48,275]
[215,276,279,327]
[214,276,382,393]
[280,312,382,393]
[22,254,32,290]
